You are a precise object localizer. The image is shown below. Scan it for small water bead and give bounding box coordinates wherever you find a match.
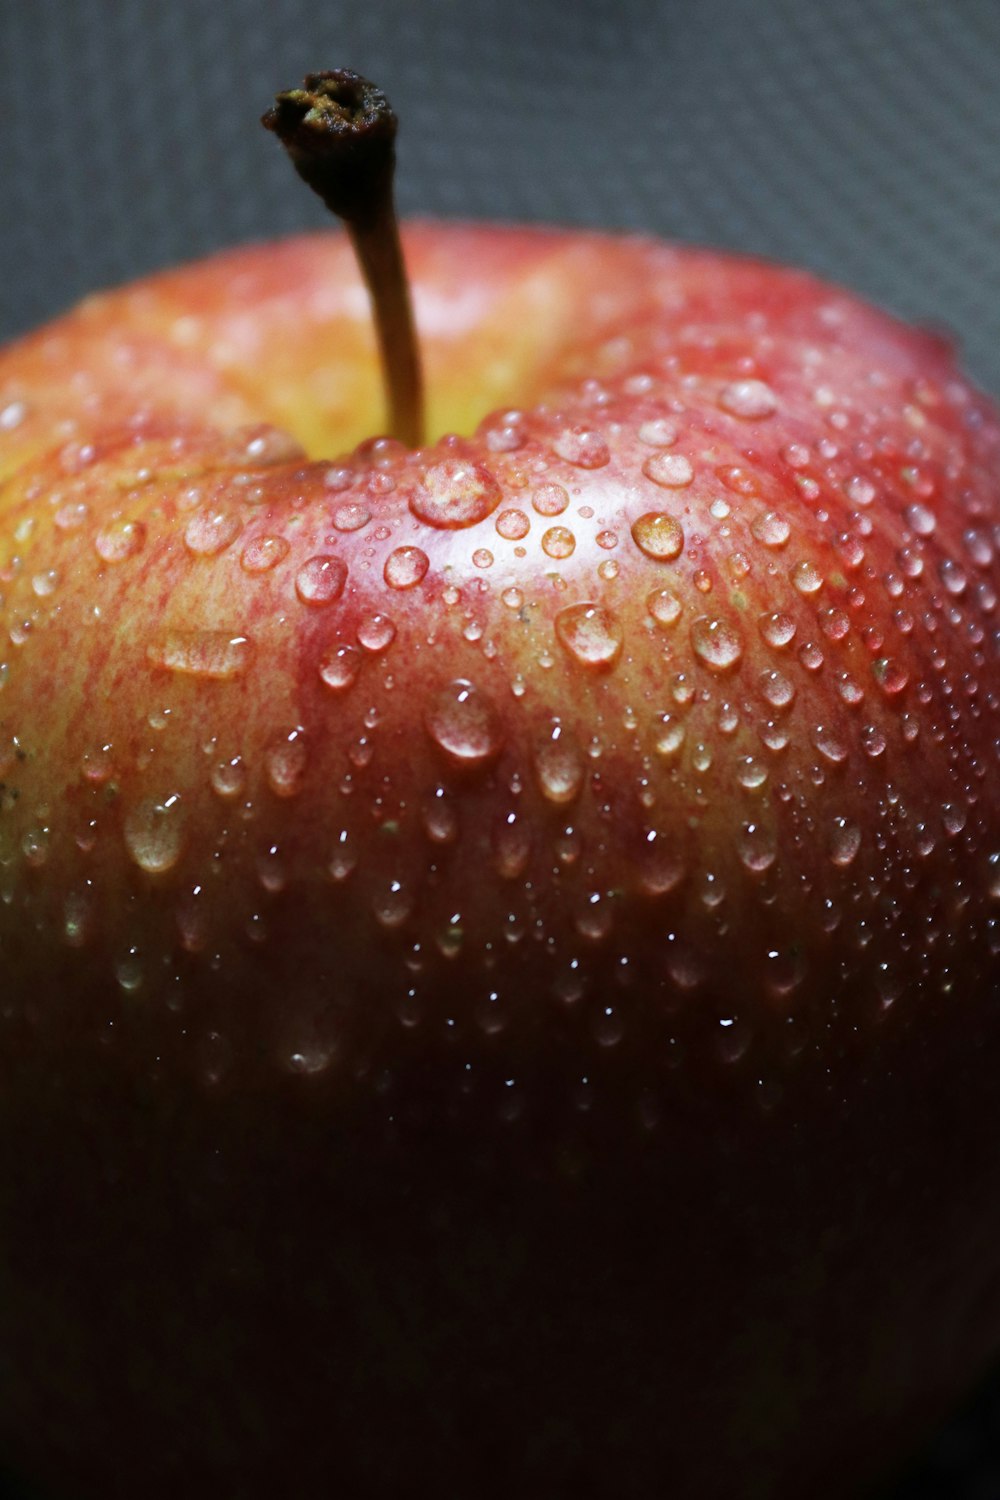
[964,529,994,567]
[384,545,429,590]
[845,475,876,507]
[829,818,862,866]
[642,453,693,488]
[532,484,569,517]
[184,508,242,556]
[265,727,308,798]
[904,502,937,538]
[798,641,825,671]
[542,526,576,560]
[54,501,91,531]
[210,755,246,799]
[31,569,58,598]
[782,443,811,469]
[819,608,851,642]
[718,379,778,419]
[638,417,678,446]
[552,427,610,468]
[124,793,186,874]
[425,679,503,766]
[690,616,744,672]
[410,460,502,529]
[535,725,585,804]
[147,630,254,680]
[632,512,684,561]
[318,642,362,693]
[751,512,791,548]
[95,519,146,562]
[357,614,396,652]
[717,466,762,497]
[555,603,623,669]
[598,559,619,582]
[63,888,94,948]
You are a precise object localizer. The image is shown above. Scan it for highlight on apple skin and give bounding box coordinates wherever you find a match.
[1,73,1000,1500]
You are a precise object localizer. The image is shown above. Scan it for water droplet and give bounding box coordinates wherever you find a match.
[184,508,242,555]
[811,724,848,763]
[124,793,186,874]
[542,526,576,559]
[147,630,254,680]
[873,657,909,695]
[631,512,684,561]
[319,642,362,692]
[738,821,776,873]
[493,812,530,878]
[904,502,937,537]
[751,512,791,548]
[425,679,503,766]
[552,427,610,468]
[95,519,146,562]
[265,727,308,797]
[759,612,797,649]
[790,559,824,595]
[690,616,744,672]
[845,475,876,507]
[241,535,290,574]
[63,888,94,947]
[829,818,861,866]
[535,724,585,804]
[382,545,430,590]
[654,715,685,759]
[637,831,684,894]
[0,400,27,431]
[496,508,530,540]
[294,554,348,606]
[210,755,246,799]
[647,588,682,627]
[759,669,795,709]
[642,453,693,488]
[532,484,570,517]
[331,500,371,532]
[357,613,396,652]
[411,459,501,528]
[638,417,677,446]
[555,603,623,669]
[718,379,777,419]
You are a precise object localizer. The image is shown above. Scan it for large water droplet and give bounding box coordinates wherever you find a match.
[532,484,569,517]
[542,526,576,560]
[384,545,430,590]
[241,535,290,573]
[411,459,502,528]
[829,818,861,866]
[690,616,744,672]
[184,508,242,555]
[95,519,146,562]
[265,727,308,797]
[296,554,348,606]
[496,509,530,540]
[718,379,778,419]
[319,642,362,692]
[555,603,623,669]
[751,512,791,548]
[642,453,693,488]
[631,512,684,561]
[147,630,254,680]
[535,724,585,804]
[124,794,186,874]
[552,427,610,468]
[357,614,397,652]
[425,680,503,766]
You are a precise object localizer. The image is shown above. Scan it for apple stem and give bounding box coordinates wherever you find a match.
[263,70,425,449]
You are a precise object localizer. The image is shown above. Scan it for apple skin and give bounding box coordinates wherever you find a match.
[1,223,1000,1498]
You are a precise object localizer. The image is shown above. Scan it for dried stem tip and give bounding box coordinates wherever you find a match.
[263,70,424,448]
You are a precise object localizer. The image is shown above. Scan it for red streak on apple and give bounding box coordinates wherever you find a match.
[0,222,999,1497]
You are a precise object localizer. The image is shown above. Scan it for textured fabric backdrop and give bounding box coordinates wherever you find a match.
[2,1,1000,1496]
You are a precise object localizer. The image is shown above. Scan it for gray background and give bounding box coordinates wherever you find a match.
[2,1,1000,1495]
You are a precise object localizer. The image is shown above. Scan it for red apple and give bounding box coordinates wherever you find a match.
[1,72,999,1500]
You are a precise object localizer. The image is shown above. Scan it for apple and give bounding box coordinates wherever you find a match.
[0,69,999,1500]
